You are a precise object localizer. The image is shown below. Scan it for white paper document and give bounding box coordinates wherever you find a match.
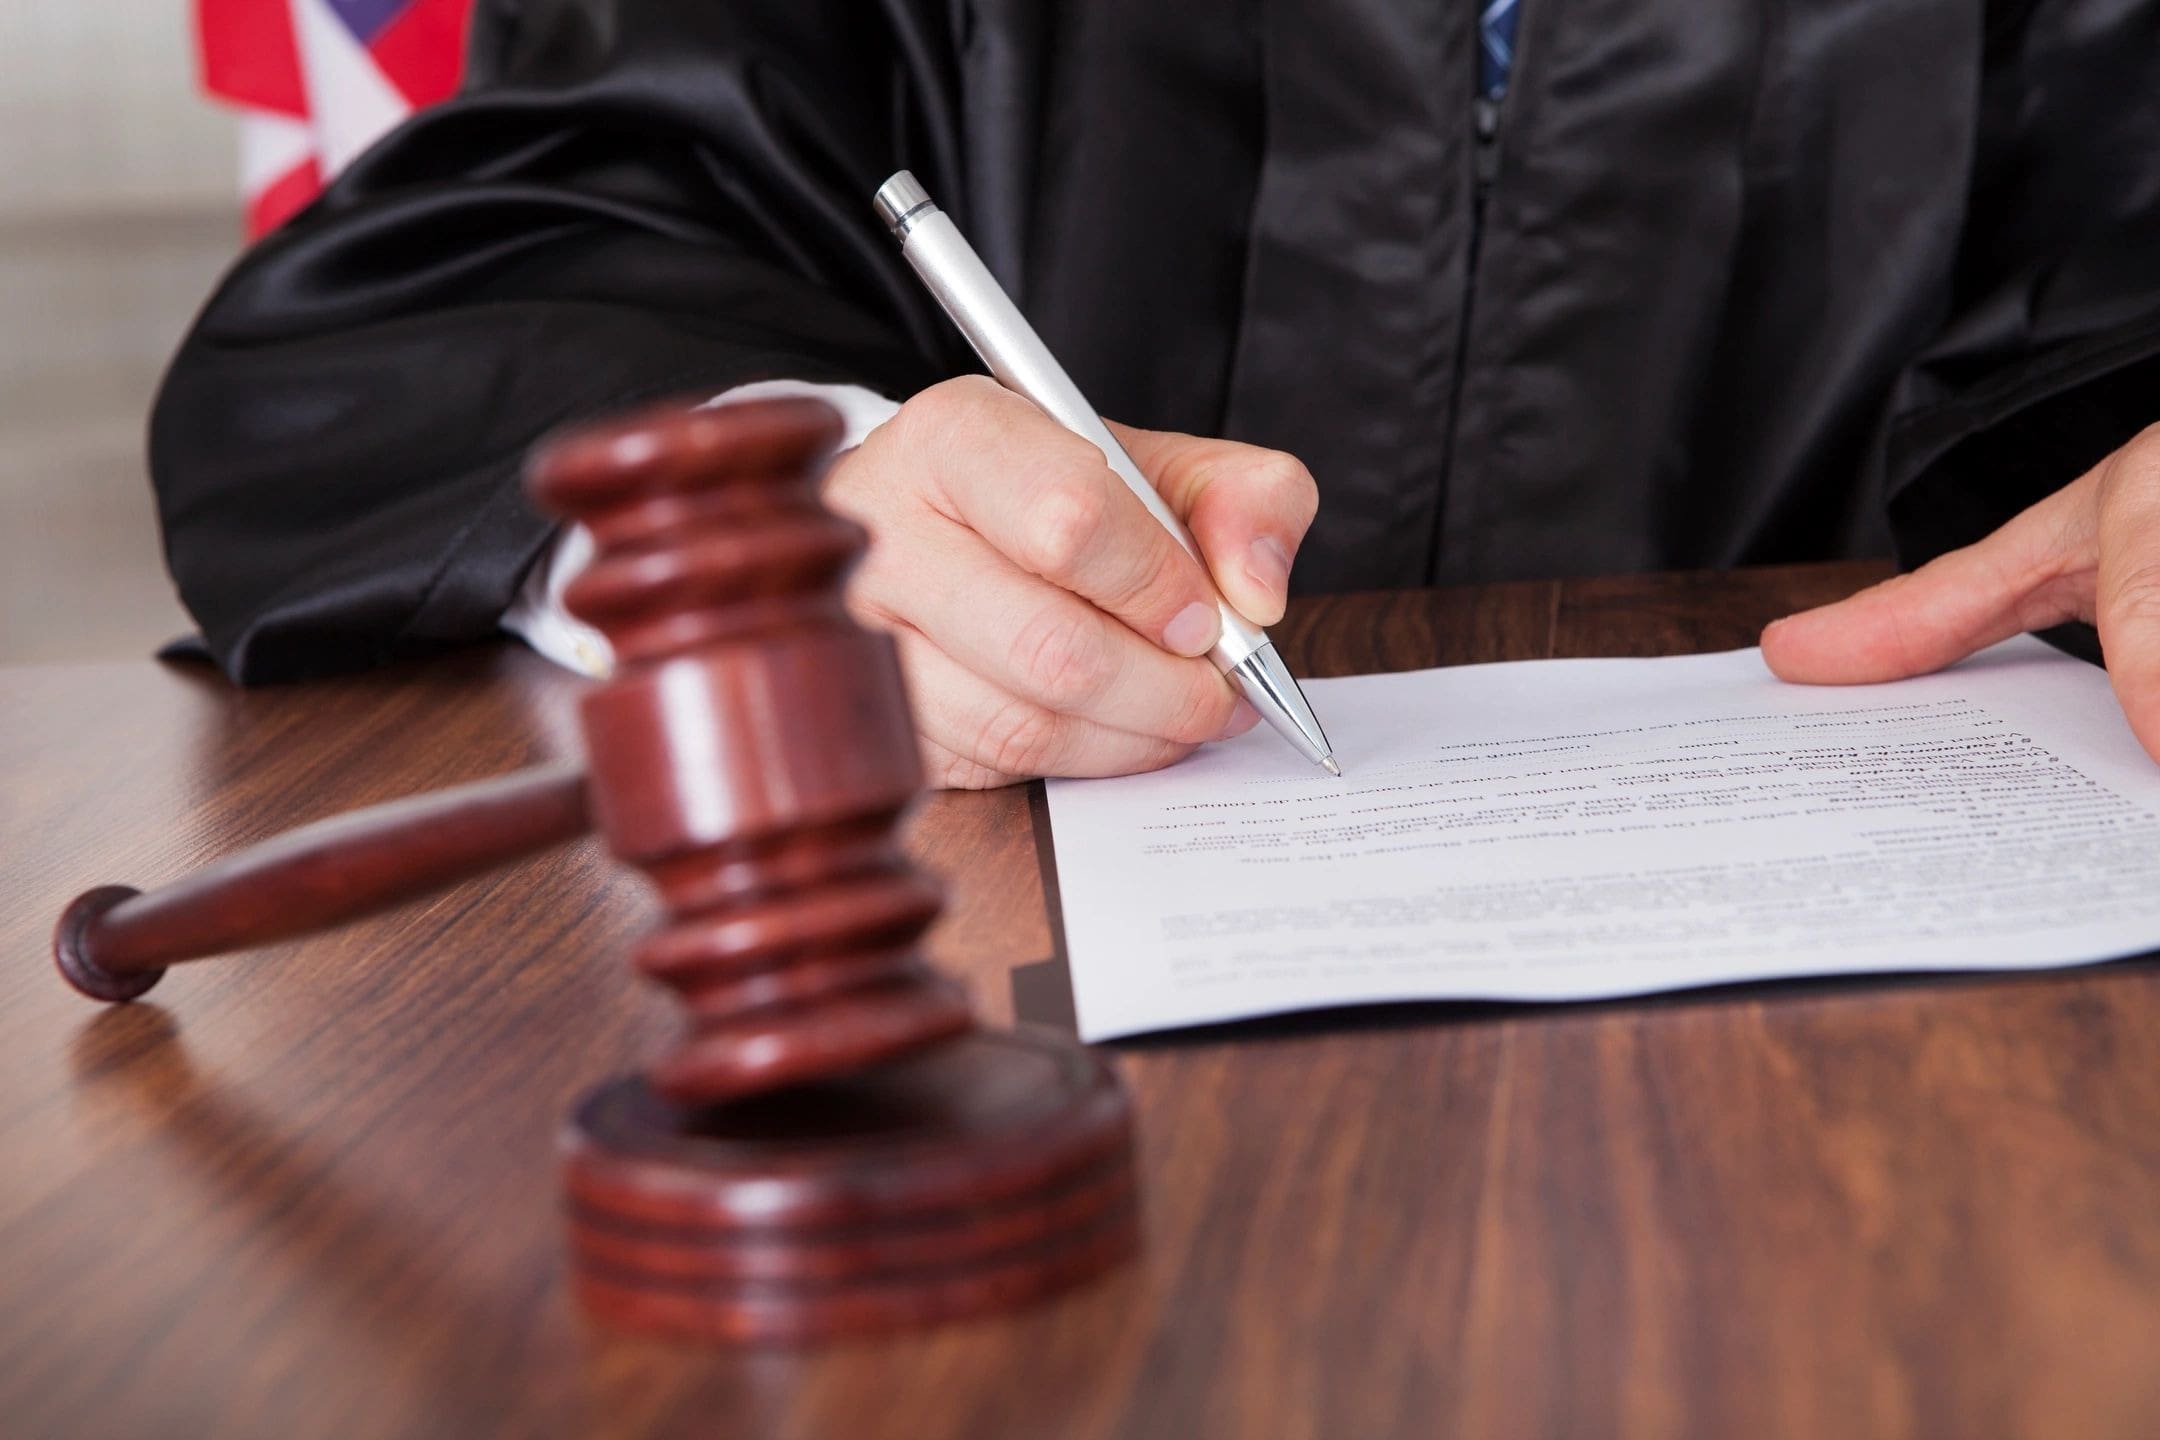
[1044,638,2160,1040]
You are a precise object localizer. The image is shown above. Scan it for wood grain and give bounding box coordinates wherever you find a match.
[8,561,2160,1439]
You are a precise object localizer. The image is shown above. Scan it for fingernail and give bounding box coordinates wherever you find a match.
[1246,537,1292,605]
[1218,700,1260,741]
[1163,601,1220,655]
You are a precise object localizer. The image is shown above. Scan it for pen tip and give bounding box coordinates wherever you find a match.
[1321,756,1342,778]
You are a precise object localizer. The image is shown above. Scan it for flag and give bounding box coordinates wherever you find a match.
[195,0,475,238]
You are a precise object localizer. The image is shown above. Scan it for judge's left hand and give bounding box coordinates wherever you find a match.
[1761,423,2160,764]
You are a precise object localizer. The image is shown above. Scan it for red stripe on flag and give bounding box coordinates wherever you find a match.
[196,0,310,118]
[247,155,326,238]
[367,0,475,110]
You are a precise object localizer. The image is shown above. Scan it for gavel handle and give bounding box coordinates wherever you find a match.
[55,762,592,1002]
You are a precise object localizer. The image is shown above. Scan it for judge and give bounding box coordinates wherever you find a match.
[151,0,2160,785]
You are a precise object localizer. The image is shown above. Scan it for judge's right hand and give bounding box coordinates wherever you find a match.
[823,376,1319,789]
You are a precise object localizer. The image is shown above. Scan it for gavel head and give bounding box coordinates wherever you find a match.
[529,396,1136,1345]
[525,397,972,1104]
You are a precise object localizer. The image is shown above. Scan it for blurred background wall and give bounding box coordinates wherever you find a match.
[1,2,240,662]
[0,3,235,217]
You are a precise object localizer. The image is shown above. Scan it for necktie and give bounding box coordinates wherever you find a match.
[1479,0,1520,100]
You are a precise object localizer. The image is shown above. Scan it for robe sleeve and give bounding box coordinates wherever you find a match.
[1882,0,2160,638]
[150,0,970,682]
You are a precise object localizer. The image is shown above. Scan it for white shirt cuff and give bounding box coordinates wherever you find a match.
[501,380,903,678]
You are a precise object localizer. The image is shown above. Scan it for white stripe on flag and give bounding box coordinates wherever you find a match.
[238,109,317,197]
[289,0,413,178]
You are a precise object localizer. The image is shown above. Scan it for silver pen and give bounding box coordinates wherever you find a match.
[873,171,1340,777]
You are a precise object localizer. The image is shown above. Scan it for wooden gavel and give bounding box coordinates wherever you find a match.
[52,397,1137,1343]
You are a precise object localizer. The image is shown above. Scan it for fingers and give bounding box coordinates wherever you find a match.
[913,379,1224,657]
[1761,478,2094,684]
[824,375,1294,782]
[1114,422,1320,626]
[893,626,1219,789]
[858,503,1246,744]
[2093,429,2160,761]
[1754,420,2160,768]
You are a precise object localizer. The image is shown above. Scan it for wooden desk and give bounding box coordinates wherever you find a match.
[6,561,2159,1439]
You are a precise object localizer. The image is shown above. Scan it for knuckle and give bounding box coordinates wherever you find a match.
[2095,437,2159,518]
[887,387,941,451]
[974,696,1063,779]
[819,444,877,513]
[1009,603,1112,710]
[942,373,1007,406]
[911,373,997,422]
[2109,564,2160,628]
[1020,479,1108,581]
[899,376,997,462]
[1163,670,1237,744]
[1251,450,1319,523]
[1104,522,1202,618]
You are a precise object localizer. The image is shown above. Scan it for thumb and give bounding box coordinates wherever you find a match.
[1109,422,1320,626]
[2091,430,2160,762]
[1760,481,2092,685]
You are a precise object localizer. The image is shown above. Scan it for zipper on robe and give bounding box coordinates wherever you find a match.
[1431,75,1507,580]
[1472,94,1502,241]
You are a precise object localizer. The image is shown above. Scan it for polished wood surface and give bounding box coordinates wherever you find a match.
[8,560,2160,1437]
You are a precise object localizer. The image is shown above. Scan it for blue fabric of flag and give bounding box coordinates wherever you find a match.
[324,0,412,45]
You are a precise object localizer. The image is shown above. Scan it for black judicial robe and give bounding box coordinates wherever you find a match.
[151,0,2160,682]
